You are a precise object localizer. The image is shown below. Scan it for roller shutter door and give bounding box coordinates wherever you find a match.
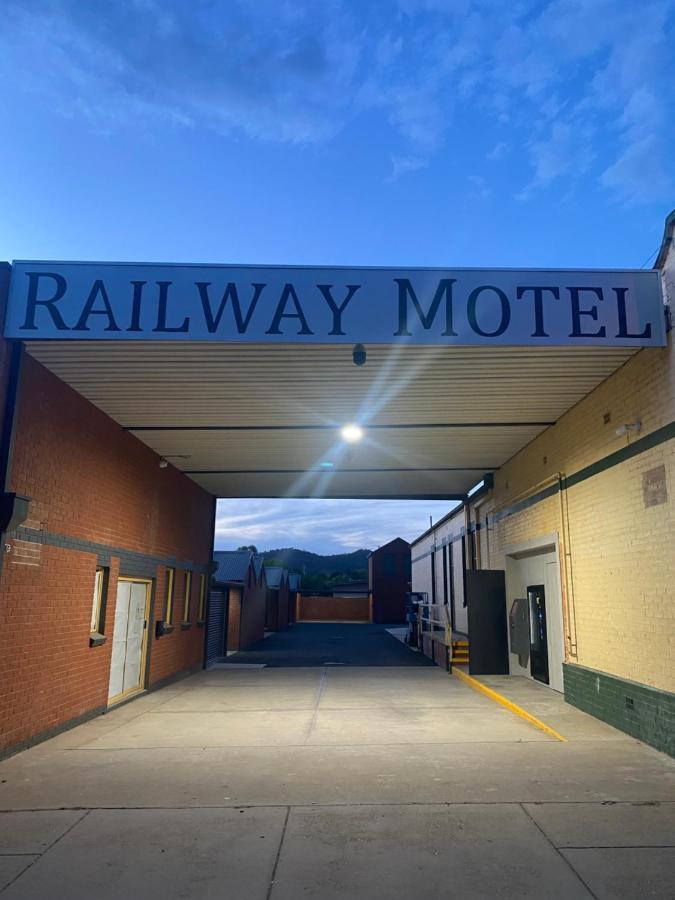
[206,588,227,665]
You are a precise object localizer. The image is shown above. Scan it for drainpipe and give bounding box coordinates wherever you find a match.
[557,474,579,659]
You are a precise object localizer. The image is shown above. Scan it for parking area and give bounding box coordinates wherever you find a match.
[0,625,673,898]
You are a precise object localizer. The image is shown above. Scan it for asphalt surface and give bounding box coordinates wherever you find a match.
[220,622,434,667]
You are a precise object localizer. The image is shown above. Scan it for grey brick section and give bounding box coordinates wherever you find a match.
[8,525,210,575]
[563,663,675,757]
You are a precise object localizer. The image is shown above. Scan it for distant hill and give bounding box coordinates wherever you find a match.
[259,547,371,576]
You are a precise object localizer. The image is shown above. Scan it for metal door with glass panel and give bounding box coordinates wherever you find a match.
[108,578,151,703]
[527,584,549,684]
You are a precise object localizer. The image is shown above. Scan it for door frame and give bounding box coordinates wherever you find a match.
[108,576,153,707]
[503,533,565,692]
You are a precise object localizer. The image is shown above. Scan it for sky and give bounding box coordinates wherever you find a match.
[215,498,456,555]
[1,0,673,553]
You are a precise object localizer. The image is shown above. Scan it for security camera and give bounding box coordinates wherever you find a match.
[352,343,366,366]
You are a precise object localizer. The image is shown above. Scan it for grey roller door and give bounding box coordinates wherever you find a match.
[206,588,227,665]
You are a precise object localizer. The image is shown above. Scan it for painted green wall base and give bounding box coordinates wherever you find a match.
[563,663,675,758]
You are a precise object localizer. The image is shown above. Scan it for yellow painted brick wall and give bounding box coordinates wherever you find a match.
[480,334,674,693]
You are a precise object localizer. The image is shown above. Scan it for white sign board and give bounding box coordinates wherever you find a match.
[3,261,665,346]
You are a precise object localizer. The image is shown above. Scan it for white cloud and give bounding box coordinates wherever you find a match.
[600,134,672,207]
[487,141,508,160]
[215,498,456,554]
[388,155,429,180]
[1,0,673,205]
[1,0,364,144]
[467,174,490,198]
[527,120,595,189]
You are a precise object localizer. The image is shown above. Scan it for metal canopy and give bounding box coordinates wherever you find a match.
[25,341,637,499]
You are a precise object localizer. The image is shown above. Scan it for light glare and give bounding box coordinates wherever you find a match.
[341,424,363,443]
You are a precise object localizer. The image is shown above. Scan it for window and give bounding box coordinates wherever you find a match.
[90,567,105,634]
[182,571,192,623]
[165,567,175,624]
[198,573,206,623]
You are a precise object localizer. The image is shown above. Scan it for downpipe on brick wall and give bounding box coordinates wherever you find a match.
[557,474,579,659]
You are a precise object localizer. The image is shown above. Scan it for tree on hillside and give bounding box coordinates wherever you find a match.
[236,545,258,553]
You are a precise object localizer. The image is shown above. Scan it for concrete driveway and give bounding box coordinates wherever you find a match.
[0,625,673,898]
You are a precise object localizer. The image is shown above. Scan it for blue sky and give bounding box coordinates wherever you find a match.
[2,0,673,553]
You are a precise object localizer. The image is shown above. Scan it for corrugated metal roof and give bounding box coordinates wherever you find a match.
[265,566,285,588]
[25,341,638,499]
[253,554,264,580]
[213,550,251,584]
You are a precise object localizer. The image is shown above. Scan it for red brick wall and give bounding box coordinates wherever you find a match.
[0,352,214,755]
[150,566,208,687]
[226,588,242,652]
[240,576,265,650]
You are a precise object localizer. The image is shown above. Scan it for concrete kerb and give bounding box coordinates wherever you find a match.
[452,667,567,742]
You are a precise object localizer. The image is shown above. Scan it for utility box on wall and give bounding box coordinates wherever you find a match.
[509,596,530,668]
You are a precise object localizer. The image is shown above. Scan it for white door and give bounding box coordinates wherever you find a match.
[108,580,148,701]
[505,547,565,693]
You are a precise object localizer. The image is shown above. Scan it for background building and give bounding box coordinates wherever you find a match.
[368,538,411,624]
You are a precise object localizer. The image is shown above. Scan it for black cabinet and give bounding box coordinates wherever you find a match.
[465,570,509,675]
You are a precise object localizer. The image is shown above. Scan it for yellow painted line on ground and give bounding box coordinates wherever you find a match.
[452,666,567,742]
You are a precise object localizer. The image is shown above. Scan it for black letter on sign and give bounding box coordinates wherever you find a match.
[394,278,457,336]
[614,287,652,340]
[266,284,314,335]
[21,272,69,330]
[467,285,511,337]
[317,284,360,335]
[152,281,190,333]
[568,287,605,338]
[127,281,147,332]
[197,282,265,334]
[74,280,121,332]
[516,286,560,337]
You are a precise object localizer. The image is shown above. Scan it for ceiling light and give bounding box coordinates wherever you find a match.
[341,424,363,443]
